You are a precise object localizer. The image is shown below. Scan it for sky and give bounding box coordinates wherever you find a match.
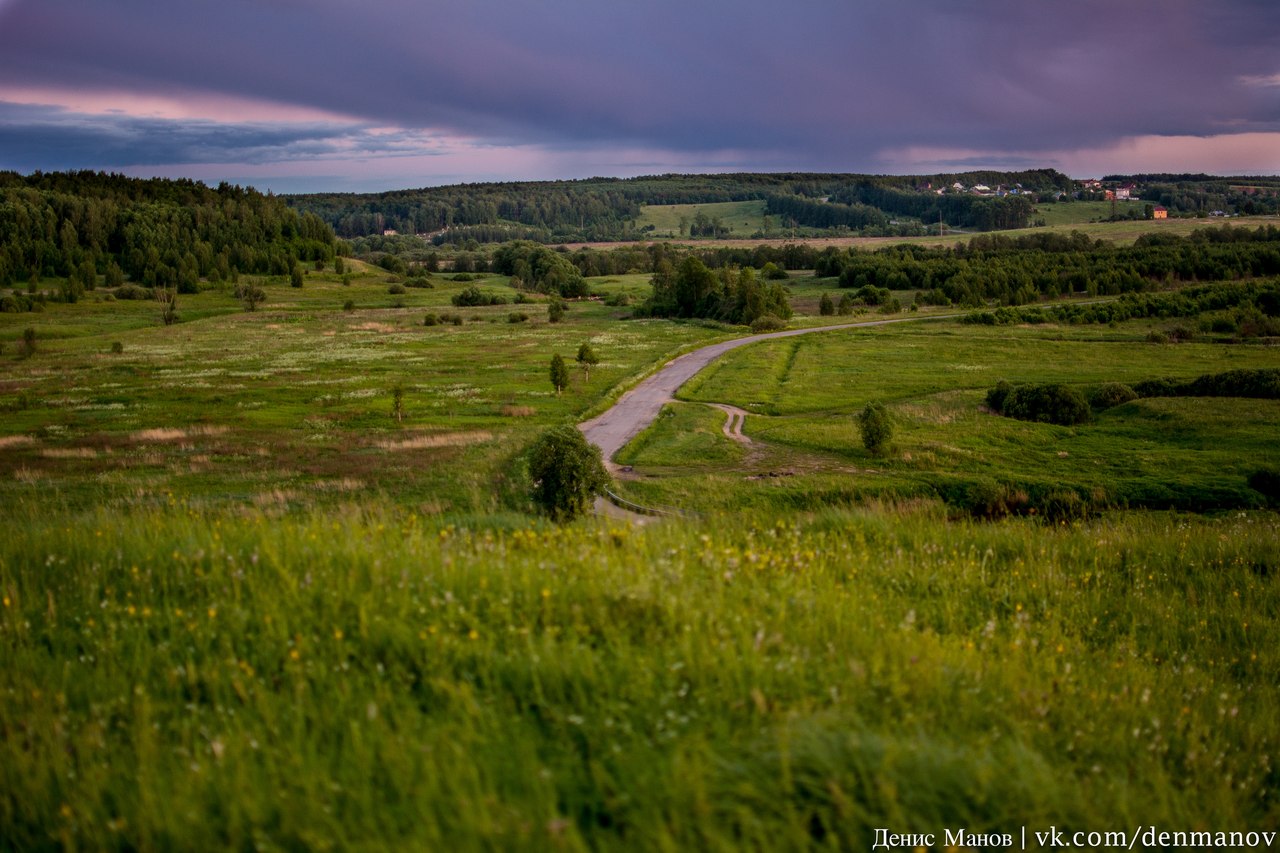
[1,0,1278,193]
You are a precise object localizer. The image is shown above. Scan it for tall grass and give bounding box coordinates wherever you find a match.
[2,504,1276,848]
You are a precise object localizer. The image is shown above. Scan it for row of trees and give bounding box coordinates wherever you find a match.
[0,171,338,291]
[643,256,792,326]
[287,170,1078,241]
[816,226,1280,307]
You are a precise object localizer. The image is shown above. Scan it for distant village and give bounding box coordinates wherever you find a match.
[922,178,1173,218]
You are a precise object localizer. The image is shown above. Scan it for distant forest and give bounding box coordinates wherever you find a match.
[285,170,1078,242]
[0,171,337,294]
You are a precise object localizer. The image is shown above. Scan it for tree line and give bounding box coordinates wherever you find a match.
[815,225,1280,307]
[286,170,1079,241]
[0,171,337,297]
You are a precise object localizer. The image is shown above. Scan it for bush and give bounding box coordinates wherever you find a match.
[818,293,835,316]
[1145,330,1169,344]
[508,311,529,324]
[548,297,567,324]
[1039,489,1090,523]
[1089,382,1137,410]
[985,380,1014,413]
[992,383,1091,425]
[962,480,1019,520]
[387,283,407,295]
[452,285,505,307]
[113,284,152,300]
[19,327,36,358]
[111,341,124,354]
[423,313,440,327]
[1135,369,1280,400]
[526,425,610,521]
[1248,469,1280,505]
[749,314,787,333]
[857,402,893,456]
[343,300,355,312]
[451,273,476,282]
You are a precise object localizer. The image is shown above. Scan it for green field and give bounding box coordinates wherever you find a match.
[2,257,1279,847]
[1032,200,1126,226]
[636,200,770,237]
[610,321,1280,514]
[0,265,722,516]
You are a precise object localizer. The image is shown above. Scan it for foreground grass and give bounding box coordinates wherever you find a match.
[1,504,1277,849]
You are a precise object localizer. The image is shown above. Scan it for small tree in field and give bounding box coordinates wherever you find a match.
[156,287,178,325]
[858,401,893,456]
[19,327,37,358]
[527,425,610,521]
[392,383,405,423]
[819,292,835,316]
[575,342,599,381]
[236,282,266,312]
[550,354,570,396]
[548,296,567,324]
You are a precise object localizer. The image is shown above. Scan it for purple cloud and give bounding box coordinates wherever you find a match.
[1,0,1277,188]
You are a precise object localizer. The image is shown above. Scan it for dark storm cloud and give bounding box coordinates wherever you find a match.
[1,0,1277,175]
[0,102,442,172]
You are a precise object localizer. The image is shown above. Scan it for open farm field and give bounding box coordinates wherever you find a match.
[1032,200,1125,226]
[3,242,1279,847]
[561,214,1280,252]
[635,200,770,238]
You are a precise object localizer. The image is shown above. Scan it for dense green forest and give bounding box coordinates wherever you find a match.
[0,171,337,297]
[285,170,1078,241]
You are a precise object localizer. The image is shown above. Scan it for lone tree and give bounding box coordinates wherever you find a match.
[550,353,570,396]
[575,342,599,381]
[236,282,266,312]
[527,425,610,521]
[547,296,567,324]
[858,401,893,456]
[392,383,405,423]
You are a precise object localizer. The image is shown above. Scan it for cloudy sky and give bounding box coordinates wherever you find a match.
[1,0,1278,192]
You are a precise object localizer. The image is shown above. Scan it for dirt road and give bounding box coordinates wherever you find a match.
[579,314,954,463]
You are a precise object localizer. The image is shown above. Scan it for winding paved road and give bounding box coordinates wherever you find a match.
[579,313,957,464]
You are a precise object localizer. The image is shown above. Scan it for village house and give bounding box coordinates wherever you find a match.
[1152,205,1168,219]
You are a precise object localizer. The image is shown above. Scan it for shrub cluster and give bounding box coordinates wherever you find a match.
[986,381,1091,425]
[1088,383,1138,410]
[1133,368,1280,400]
[749,314,788,333]
[452,285,507,307]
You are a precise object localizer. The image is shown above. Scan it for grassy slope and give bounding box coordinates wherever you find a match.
[2,506,1276,849]
[2,258,1279,847]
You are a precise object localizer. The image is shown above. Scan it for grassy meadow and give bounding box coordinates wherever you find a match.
[616,313,1280,515]
[0,265,722,518]
[636,201,770,238]
[2,255,1279,847]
